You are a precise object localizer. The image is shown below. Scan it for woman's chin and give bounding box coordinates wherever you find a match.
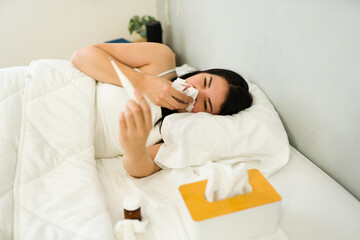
[177,109,187,113]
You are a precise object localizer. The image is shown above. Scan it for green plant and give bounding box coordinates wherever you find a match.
[128,15,156,38]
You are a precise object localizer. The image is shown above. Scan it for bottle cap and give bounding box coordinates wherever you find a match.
[123,196,140,211]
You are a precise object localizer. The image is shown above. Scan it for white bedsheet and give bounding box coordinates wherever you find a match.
[0,60,113,240]
[96,146,360,240]
[269,147,360,240]
[96,156,289,240]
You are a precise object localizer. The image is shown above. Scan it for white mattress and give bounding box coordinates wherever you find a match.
[269,147,360,240]
[96,146,360,240]
[1,60,358,239]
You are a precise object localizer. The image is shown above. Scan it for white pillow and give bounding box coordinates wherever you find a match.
[174,64,197,77]
[154,75,290,177]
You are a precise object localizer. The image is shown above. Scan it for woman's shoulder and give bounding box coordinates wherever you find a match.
[134,43,177,79]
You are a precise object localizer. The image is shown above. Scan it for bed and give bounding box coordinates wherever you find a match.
[1,58,358,240]
[97,146,360,240]
[0,59,290,239]
[1,2,360,239]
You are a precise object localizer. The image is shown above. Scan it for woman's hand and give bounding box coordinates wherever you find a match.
[141,74,193,110]
[119,90,152,159]
[118,90,162,177]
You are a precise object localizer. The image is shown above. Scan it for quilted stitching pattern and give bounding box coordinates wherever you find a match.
[0,66,27,240]
[1,60,113,240]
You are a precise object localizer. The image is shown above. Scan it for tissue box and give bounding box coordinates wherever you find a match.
[178,169,281,240]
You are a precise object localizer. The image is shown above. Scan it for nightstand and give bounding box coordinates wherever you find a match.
[105,38,131,43]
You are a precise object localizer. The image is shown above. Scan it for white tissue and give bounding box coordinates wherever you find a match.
[199,162,252,202]
[171,78,199,112]
[114,219,148,240]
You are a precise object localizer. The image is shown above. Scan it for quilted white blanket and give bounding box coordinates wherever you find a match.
[0,60,113,240]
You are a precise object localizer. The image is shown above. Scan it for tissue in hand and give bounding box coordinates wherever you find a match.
[200,162,252,202]
[171,78,198,112]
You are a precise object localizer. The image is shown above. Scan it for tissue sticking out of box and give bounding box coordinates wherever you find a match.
[199,162,252,202]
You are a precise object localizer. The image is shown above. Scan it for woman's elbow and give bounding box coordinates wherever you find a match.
[122,157,160,178]
[123,165,149,178]
[70,45,95,68]
[70,48,82,67]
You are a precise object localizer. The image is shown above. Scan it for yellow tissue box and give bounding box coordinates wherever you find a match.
[178,169,281,240]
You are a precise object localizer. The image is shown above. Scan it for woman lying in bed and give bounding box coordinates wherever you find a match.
[71,42,252,178]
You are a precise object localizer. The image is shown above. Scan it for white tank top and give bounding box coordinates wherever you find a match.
[94,68,176,158]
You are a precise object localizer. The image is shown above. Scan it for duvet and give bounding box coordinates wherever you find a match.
[0,60,114,240]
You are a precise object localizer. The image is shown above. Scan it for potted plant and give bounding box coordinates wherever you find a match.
[128,15,156,41]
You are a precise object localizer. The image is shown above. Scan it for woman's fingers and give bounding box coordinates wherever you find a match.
[122,90,152,134]
[135,90,152,131]
[159,86,193,110]
[170,87,193,105]
[143,76,193,110]
[118,95,150,159]
[119,112,127,135]
[168,96,191,110]
[124,102,137,131]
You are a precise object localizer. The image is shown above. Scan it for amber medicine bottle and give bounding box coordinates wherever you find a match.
[123,196,142,221]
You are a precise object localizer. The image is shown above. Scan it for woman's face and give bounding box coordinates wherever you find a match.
[179,73,228,114]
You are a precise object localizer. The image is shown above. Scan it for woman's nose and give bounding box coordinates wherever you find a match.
[195,90,207,104]
[196,89,203,97]
[197,88,208,97]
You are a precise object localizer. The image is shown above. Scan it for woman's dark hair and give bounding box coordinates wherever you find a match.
[157,68,253,127]
[179,69,253,115]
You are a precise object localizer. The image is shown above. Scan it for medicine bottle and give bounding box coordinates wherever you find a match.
[123,196,142,221]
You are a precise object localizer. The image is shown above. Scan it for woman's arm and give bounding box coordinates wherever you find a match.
[123,143,163,178]
[119,90,162,178]
[71,42,174,86]
[71,42,192,110]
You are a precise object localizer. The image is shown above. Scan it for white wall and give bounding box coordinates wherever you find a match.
[0,0,157,68]
[157,0,360,199]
